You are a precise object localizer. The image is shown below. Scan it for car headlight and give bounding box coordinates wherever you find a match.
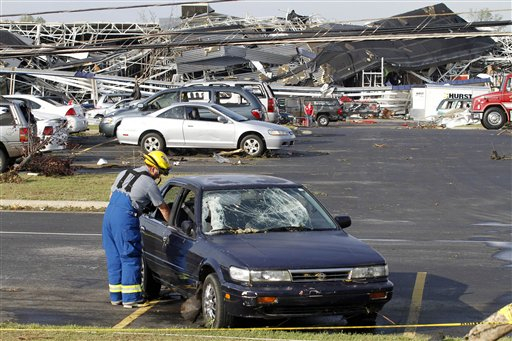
[350,265,388,279]
[230,266,292,282]
[268,129,291,136]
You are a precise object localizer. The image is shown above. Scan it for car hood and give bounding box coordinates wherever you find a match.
[241,120,293,131]
[205,230,385,269]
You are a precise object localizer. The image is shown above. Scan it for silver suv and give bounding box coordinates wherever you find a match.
[0,97,35,172]
[184,80,279,123]
[100,86,266,137]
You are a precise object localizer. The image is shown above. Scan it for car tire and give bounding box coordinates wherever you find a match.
[141,132,166,153]
[0,149,8,173]
[240,134,265,157]
[202,273,233,328]
[317,115,329,126]
[482,107,507,129]
[141,259,161,300]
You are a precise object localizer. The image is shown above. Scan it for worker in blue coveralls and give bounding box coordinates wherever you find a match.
[102,151,171,308]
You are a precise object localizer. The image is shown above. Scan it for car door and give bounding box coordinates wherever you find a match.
[140,183,201,293]
[182,105,236,149]
[140,184,183,284]
[149,106,186,147]
[162,187,203,292]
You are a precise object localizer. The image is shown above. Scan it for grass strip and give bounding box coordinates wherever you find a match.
[0,323,433,341]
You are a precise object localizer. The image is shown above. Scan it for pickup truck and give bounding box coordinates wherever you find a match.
[0,97,35,172]
[471,73,512,129]
[277,97,344,126]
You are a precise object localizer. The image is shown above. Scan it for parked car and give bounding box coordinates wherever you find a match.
[4,95,88,133]
[436,98,472,117]
[341,100,381,119]
[31,111,68,152]
[140,174,393,328]
[116,102,294,157]
[278,97,344,126]
[185,80,279,123]
[85,93,134,121]
[0,97,35,172]
[100,86,266,137]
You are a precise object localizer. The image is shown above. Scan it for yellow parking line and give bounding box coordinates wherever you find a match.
[404,271,427,337]
[74,138,116,155]
[112,300,159,329]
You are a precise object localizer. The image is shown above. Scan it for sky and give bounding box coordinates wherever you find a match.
[0,0,510,24]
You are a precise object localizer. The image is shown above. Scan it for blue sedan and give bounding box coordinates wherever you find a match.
[140,174,393,328]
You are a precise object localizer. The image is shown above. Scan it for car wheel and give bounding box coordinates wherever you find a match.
[240,134,265,157]
[141,259,161,300]
[317,115,329,126]
[202,273,233,328]
[0,149,7,173]
[482,107,507,129]
[141,132,166,153]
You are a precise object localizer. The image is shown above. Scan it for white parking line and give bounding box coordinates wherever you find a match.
[0,231,101,236]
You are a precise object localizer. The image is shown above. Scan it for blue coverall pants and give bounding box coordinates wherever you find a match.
[102,190,143,304]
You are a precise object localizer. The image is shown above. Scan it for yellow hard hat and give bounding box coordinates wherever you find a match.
[143,151,171,176]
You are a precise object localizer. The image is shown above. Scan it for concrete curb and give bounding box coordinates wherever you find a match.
[0,199,108,209]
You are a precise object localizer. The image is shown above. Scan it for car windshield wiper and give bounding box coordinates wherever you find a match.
[208,228,235,235]
[262,226,310,232]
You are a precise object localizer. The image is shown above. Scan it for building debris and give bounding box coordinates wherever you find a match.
[490,150,512,160]
[0,3,510,105]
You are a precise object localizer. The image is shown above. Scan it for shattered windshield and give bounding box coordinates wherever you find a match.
[201,187,337,235]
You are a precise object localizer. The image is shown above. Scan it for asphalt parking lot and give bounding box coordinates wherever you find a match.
[1,121,511,337]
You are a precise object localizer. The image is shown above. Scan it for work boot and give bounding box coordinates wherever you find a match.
[111,300,122,306]
[123,299,147,309]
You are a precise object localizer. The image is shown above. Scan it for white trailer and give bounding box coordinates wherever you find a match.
[409,85,490,121]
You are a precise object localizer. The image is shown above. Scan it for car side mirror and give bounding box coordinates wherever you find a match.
[137,103,146,110]
[217,116,228,123]
[334,215,351,229]
[181,220,196,238]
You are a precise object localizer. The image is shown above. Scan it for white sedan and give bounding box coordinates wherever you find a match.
[116,102,295,157]
[32,111,68,152]
[4,94,88,133]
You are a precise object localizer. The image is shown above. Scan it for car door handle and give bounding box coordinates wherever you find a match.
[162,235,170,246]
[140,225,147,231]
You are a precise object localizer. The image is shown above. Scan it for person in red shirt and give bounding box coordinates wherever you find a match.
[304,102,315,127]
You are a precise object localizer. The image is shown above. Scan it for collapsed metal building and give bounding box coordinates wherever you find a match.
[0,2,510,103]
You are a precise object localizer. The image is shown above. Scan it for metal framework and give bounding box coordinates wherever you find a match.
[1,12,510,101]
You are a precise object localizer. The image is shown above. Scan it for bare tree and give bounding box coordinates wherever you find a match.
[137,10,158,23]
[19,15,46,23]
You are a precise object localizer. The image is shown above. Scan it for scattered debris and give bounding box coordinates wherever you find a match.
[213,153,232,164]
[437,110,480,129]
[218,149,244,157]
[373,143,387,148]
[381,108,395,119]
[180,287,202,322]
[0,172,23,184]
[465,303,512,341]
[490,150,512,160]
[97,158,108,166]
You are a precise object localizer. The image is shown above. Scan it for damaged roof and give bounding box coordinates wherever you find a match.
[308,3,496,83]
